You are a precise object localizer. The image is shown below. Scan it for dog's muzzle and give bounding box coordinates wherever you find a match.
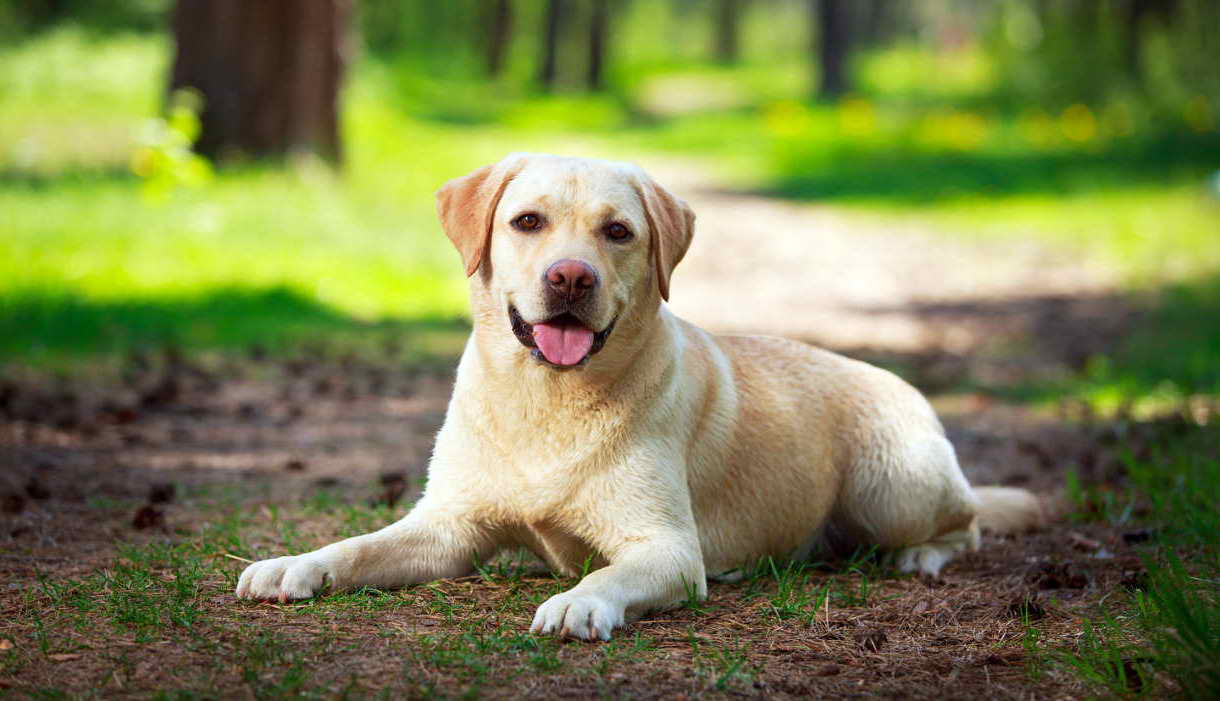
[509,305,616,368]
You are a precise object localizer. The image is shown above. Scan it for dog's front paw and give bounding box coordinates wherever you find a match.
[530,591,624,641]
[235,554,334,602]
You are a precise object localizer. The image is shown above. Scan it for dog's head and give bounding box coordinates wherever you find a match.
[436,153,694,369]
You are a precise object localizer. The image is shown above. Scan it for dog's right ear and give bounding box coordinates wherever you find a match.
[436,154,529,277]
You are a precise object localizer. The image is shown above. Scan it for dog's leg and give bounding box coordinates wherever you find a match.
[235,503,496,602]
[891,524,979,576]
[528,459,706,641]
[836,433,980,577]
[530,533,705,641]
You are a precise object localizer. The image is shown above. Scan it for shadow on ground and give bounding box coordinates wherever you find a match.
[0,165,136,189]
[818,290,1140,396]
[825,274,1220,401]
[0,286,471,367]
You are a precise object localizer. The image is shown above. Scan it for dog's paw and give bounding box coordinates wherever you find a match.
[235,554,333,602]
[530,591,624,641]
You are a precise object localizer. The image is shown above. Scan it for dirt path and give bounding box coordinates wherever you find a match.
[666,169,1122,354]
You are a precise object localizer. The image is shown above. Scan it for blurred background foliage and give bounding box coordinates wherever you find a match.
[0,0,1217,403]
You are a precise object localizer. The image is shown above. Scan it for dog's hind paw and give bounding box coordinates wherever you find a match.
[894,544,951,577]
[530,591,624,641]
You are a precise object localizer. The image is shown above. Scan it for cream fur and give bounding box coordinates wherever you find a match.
[236,154,1043,640]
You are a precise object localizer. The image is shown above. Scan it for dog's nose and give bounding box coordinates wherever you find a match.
[544,259,598,302]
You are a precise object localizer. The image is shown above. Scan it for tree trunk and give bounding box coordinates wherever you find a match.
[812,0,849,100]
[1122,0,1178,85]
[539,0,565,90]
[858,0,895,47]
[485,0,513,78]
[587,0,609,90]
[713,0,741,64]
[170,0,350,163]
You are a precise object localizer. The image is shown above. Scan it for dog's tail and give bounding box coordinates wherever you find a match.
[972,486,1045,534]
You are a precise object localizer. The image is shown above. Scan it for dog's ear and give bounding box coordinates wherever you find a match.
[635,175,695,301]
[436,154,528,276]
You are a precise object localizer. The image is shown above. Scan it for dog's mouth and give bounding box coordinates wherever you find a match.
[509,305,616,368]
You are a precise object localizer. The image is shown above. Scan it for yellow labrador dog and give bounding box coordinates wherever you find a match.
[236,153,1042,640]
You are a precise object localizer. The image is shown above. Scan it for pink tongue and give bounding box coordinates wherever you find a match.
[532,320,595,366]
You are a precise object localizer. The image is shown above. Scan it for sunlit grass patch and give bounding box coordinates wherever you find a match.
[901,185,1220,281]
[0,28,166,172]
[0,33,493,368]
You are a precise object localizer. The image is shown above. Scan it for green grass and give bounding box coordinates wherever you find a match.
[967,271,1220,410]
[1060,425,1220,697]
[0,30,533,368]
[0,28,165,172]
[901,185,1220,280]
[1077,275,1220,403]
[4,28,1219,380]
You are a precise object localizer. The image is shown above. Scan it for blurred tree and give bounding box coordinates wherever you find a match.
[812,0,851,100]
[587,0,609,89]
[11,0,67,27]
[1,0,168,34]
[856,0,903,48]
[539,0,566,90]
[713,0,741,64]
[485,0,513,77]
[992,0,1216,111]
[1122,0,1179,86]
[170,0,350,163]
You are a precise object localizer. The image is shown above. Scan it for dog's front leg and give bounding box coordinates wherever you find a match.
[531,480,712,643]
[530,534,705,641]
[235,503,495,602]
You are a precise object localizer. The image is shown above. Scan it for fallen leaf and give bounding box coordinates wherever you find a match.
[0,493,24,515]
[48,653,80,661]
[148,482,176,504]
[1068,531,1102,552]
[372,471,409,508]
[1005,593,1046,620]
[132,505,165,530]
[1122,529,1155,545]
[0,639,13,650]
[25,478,50,500]
[853,629,887,652]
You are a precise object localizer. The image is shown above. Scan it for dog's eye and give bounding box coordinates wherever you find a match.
[604,222,632,241]
[512,213,543,232]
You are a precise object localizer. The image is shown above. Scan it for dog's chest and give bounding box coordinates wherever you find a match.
[481,456,617,576]
[514,519,605,577]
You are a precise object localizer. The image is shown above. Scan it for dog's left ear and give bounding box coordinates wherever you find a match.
[635,175,695,301]
[436,154,529,276]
